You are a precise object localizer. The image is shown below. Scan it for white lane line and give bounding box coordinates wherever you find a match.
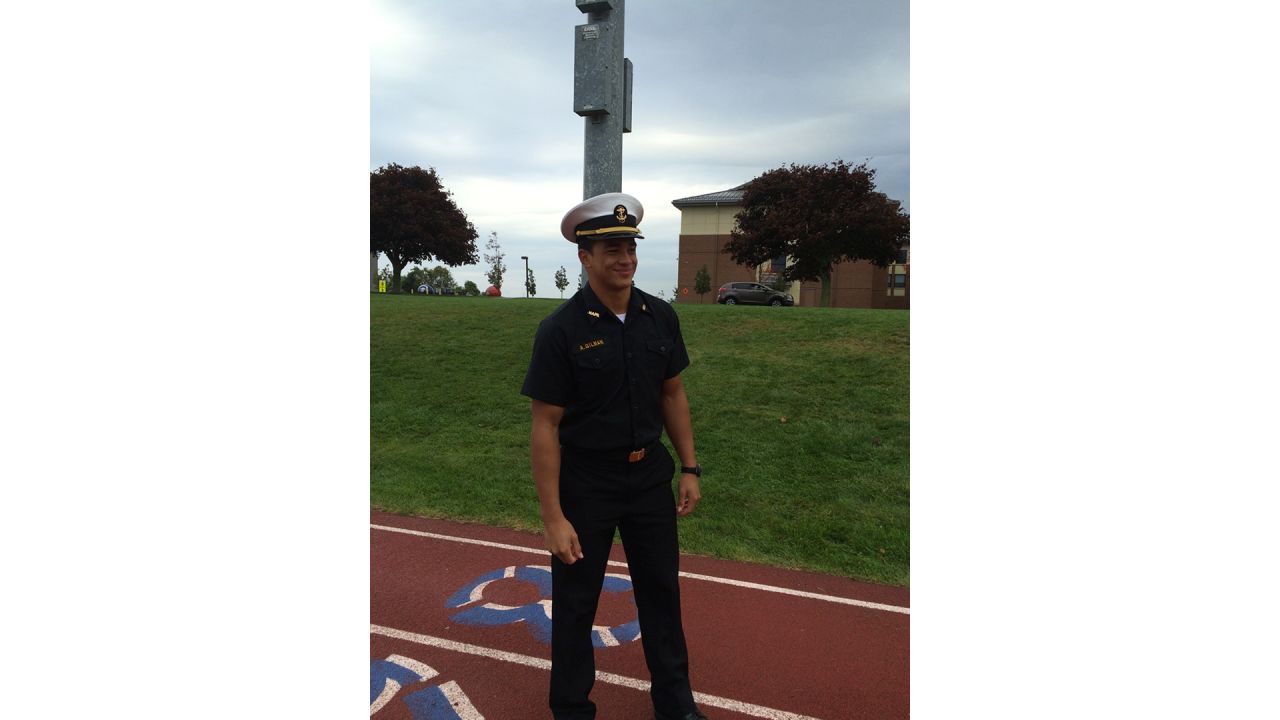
[371,624,824,720]
[371,523,909,614]
[437,680,485,720]
[677,571,909,615]
[373,623,549,670]
[373,524,547,556]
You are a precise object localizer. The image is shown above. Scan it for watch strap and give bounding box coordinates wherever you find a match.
[680,465,702,477]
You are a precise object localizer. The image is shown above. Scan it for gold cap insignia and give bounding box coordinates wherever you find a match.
[614,205,627,222]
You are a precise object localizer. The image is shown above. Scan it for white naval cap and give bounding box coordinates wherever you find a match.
[560,192,645,243]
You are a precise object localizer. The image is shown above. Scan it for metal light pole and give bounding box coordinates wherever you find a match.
[521,256,529,298]
[573,0,631,290]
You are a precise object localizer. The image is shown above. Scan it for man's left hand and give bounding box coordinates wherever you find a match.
[676,474,701,517]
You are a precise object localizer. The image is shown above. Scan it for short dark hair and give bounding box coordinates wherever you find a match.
[578,236,636,254]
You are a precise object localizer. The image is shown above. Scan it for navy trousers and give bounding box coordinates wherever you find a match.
[549,445,696,720]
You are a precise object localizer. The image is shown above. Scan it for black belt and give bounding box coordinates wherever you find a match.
[561,440,661,463]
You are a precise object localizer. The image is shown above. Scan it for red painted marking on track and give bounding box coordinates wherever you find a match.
[371,511,908,719]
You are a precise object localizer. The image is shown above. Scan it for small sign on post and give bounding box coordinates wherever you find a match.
[378,280,387,293]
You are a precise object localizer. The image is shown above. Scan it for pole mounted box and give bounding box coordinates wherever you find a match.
[623,57,633,132]
[573,21,614,116]
[575,0,614,11]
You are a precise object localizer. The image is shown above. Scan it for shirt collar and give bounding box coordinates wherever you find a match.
[579,283,609,326]
[629,286,652,317]
[579,283,652,325]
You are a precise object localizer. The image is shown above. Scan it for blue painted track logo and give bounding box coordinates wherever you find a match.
[446,564,641,647]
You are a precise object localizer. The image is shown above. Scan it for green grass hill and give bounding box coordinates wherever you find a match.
[371,293,908,585]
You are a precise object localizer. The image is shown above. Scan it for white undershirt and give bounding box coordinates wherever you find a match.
[614,312,626,323]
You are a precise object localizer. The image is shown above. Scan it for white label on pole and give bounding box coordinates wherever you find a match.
[582,25,599,40]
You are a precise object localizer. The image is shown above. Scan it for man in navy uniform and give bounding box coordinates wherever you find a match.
[522,192,708,720]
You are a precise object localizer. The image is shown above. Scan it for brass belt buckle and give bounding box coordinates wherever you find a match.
[628,448,646,463]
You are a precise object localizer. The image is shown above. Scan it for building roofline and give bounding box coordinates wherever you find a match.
[671,183,749,208]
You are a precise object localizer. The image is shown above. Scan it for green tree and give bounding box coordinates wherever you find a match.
[694,265,712,301]
[402,265,428,293]
[370,164,479,294]
[525,266,537,298]
[377,265,393,286]
[723,160,909,307]
[554,266,569,298]
[424,265,456,291]
[462,280,479,296]
[483,231,506,291]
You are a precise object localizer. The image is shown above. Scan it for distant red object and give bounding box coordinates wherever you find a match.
[485,286,501,297]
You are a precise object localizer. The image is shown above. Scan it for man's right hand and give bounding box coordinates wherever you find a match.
[544,516,584,564]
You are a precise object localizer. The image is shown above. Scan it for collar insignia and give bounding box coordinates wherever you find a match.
[587,310,601,318]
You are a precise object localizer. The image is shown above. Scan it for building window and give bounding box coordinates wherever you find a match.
[770,254,786,272]
[894,247,909,264]
[886,270,907,297]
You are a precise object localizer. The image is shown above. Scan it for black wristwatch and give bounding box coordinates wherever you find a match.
[680,464,702,477]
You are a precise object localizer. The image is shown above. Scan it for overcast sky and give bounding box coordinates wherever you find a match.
[371,0,909,297]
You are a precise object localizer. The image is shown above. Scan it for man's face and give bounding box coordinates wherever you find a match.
[579,237,638,292]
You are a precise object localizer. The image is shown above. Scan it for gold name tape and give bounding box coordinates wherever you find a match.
[587,310,601,318]
[578,339,605,351]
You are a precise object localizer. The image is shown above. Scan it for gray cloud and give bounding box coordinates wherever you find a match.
[372,0,908,297]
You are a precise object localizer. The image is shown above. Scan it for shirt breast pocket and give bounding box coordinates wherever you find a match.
[573,348,619,398]
[644,337,674,377]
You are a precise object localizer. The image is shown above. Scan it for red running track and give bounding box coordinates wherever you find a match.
[370,511,908,719]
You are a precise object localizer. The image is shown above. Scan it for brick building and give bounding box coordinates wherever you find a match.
[672,185,909,309]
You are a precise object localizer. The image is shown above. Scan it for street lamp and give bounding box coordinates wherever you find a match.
[521,256,529,298]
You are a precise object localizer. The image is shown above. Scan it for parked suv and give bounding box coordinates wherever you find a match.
[716,281,794,306]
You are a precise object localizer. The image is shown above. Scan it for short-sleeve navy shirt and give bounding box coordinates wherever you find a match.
[521,284,690,452]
